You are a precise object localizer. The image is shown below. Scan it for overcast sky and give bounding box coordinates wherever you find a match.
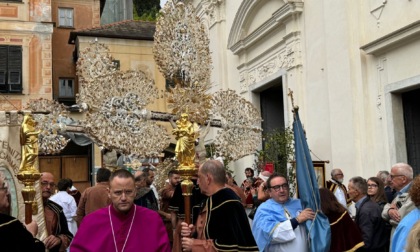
[160,0,168,7]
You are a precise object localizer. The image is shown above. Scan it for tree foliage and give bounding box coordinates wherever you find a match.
[133,0,161,21]
[253,127,296,196]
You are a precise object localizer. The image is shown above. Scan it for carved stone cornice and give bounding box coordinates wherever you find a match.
[228,1,303,55]
[360,20,420,56]
[238,38,301,93]
[203,0,223,21]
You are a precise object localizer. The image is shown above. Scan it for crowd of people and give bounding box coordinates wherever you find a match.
[1,161,420,251]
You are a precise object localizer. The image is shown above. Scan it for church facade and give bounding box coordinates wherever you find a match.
[190,0,420,180]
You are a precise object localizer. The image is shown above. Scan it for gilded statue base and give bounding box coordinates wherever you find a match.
[176,164,198,182]
[17,171,41,223]
[17,171,41,203]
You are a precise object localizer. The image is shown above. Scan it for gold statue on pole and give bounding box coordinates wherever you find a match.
[17,113,41,224]
[172,113,198,169]
[19,114,41,173]
[171,112,198,224]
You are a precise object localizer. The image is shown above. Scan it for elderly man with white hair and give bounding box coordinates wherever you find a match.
[326,168,352,211]
[382,163,416,244]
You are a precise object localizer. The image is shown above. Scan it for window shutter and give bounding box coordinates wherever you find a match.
[7,46,22,92]
[0,46,7,92]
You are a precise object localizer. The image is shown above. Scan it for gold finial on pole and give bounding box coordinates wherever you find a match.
[17,113,41,224]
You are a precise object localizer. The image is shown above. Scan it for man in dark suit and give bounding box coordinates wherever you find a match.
[0,172,45,251]
[348,176,387,252]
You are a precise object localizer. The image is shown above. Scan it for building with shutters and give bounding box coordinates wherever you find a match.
[0,0,53,110]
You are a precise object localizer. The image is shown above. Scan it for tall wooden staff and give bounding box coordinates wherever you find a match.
[16,113,41,224]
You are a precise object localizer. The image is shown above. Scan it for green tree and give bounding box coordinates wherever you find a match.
[253,128,296,196]
[133,0,161,21]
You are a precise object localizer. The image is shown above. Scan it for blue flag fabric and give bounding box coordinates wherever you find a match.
[293,109,331,252]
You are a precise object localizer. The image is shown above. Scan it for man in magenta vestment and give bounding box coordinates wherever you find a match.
[70,169,171,252]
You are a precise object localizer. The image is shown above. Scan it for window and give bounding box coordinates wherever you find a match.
[59,78,74,98]
[58,8,74,28]
[0,45,22,93]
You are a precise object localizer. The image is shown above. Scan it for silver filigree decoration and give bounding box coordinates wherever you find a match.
[76,42,117,110]
[77,41,170,156]
[154,0,212,85]
[25,99,70,154]
[210,90,262,161]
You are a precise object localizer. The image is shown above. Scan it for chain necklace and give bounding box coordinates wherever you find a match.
[109,205,136,252]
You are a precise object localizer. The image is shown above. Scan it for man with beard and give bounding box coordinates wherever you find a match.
[241,167,255,189]
[326,168,352,211]
[41,172,73,252]
[160,170,181,246]
[134,169,158,210]
[168,175,206,252]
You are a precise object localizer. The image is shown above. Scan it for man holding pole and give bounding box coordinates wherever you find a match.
[180,160,258,252]
[41,172,73,252]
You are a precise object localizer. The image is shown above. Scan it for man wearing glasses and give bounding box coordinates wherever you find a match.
[41,172,73,252]
[71,169,171,252]
[382,163,415,244]
[252,173,315,252]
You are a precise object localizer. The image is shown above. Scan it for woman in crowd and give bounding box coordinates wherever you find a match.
[368,176,391,251]
[367,177,388,210]
[319,188,364,252]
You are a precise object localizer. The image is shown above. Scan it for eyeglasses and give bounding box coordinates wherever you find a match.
[269,183,289,192]
[111,189,135,197]
[390,175,405,180]
[367,184,378,188]
[40,181,56,187]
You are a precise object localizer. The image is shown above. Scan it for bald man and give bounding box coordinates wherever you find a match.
[326,168,352,211]
[41,172,73,252]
